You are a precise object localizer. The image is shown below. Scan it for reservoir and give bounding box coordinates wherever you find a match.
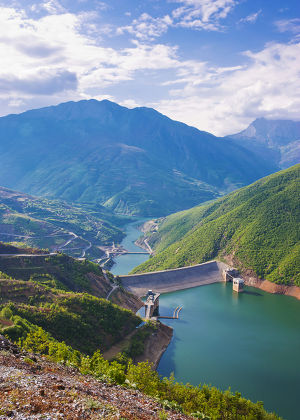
[111,221,300,419]
[110,219,150,275]
[157,283,300,420]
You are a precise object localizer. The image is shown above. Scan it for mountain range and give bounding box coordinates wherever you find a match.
[0,100,280,216]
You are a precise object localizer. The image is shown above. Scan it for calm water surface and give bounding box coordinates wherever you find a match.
[156,283,300,420]
[110,219,149,275]
[111,221,300,419]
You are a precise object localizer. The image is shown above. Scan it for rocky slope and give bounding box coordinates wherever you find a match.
[0,335,190,420]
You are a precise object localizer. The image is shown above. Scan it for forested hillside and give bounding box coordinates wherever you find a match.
[132,165,300,286]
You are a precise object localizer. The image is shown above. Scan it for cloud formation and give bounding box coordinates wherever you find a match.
[0,70,77,95]
[238,10,261,25]
[0,3,299,136]
[156,41,300,135]
[172,0,237,30]
[118,0,239,39]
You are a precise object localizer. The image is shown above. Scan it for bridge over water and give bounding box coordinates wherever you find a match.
[120,260,228,297]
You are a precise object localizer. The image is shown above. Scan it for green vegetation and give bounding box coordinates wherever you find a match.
[0,251,104,293]
[2,326,279,419]
[0,186,130,258]
[133,165,300,286]
[2,294,140,354]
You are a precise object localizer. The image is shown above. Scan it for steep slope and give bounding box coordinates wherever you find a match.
[228,118,300,168]
[132,165,300,287]
[0,185,128,259]
[0,100,277,216]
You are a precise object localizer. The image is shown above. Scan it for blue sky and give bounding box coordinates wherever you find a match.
[0,0,299,135]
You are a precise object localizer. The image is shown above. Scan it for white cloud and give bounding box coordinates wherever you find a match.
[238,9,261,25]
[0,7,179,115]
[171,0,238,31]
[118,0,238,41]
[275,18,300,36]
[0,5,299,138]
[31,0,66,15]
[117,13,172,41]
[154,41,300,135]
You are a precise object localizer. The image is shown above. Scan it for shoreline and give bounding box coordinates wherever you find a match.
[133,322,173,369]
[244,276,300,300]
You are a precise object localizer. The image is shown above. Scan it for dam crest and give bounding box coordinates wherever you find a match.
[120,260,228,297]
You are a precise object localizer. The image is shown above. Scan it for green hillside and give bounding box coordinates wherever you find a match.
[0,244,143,354]
[132,165,300,286]
[0,186,130,259]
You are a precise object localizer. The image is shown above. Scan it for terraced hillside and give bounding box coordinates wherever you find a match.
[0,186,130,259]
[132,165,300,287]
[0,244,141,311]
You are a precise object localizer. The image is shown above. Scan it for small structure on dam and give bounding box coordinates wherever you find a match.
[144,290,160,319]
[222,268,239,282]
[232,278,244,293]
[222,268,244,293]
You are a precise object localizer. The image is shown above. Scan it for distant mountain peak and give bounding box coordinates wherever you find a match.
[228,117,300,169]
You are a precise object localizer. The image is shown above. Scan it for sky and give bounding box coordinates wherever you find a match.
[0,0,299,135]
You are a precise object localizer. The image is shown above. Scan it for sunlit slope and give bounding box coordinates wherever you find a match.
[132,165,300,286]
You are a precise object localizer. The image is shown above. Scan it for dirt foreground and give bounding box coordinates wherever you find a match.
[0,335,191,420]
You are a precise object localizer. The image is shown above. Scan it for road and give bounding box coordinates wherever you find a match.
[80,240,92,258]
[0,252,57,257]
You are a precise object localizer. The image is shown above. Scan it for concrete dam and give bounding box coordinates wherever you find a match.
[120,260,227,297]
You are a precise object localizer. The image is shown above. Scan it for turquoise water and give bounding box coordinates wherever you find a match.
[156,283,300,420]
[112,222,300,418]
[110,219,150,275]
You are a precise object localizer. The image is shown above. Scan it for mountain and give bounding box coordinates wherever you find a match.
[0,185,129,259]
[227,118,300,168]
[0,100,278,216]
[132,165,300,287]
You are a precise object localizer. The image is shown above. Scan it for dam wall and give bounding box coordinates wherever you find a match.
[120,260,228,297]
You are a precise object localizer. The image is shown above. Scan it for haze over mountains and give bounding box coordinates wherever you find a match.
[228,118,300,169]
[0,99,279,216]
